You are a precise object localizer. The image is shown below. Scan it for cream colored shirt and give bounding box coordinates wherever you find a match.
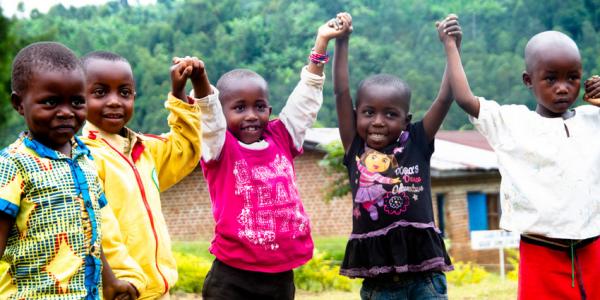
[470,97,600,239]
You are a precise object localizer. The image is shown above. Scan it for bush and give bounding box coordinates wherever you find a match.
[294,250,357,292]
[446,261,489,286]
[505,248,519,281]
[171,251,212,293]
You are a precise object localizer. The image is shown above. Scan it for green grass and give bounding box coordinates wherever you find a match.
[172,236,350,262]
[448,274,517,299]
[171,237,517,299]
[172,240,213,260]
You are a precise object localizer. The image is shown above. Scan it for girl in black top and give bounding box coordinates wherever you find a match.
[333,13,461,300]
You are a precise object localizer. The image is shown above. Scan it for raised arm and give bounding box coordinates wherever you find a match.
[307,13,353,76]
[332,13,355,152]
[439,14,480,118]
[280,13,354,149]
[422,15,462,141]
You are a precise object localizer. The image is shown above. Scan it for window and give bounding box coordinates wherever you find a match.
[467,191,501,231]
[436,193,445,237]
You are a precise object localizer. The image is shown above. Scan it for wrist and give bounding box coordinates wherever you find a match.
[313,36,329,54]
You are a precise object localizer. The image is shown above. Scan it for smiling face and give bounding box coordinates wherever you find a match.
[364,151,393,173]
[356,84,411,150]
[12,68,86,154]
[524,49,582,117]
[83,58,135,134]
[220,78,272,144]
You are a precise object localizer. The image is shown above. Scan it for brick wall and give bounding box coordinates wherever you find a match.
[160,149,504,267]
[432,175,505,268]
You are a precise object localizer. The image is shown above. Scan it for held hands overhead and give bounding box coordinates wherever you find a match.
[436,14,462,50]
[170,56,211,101]
[319,12,353,41]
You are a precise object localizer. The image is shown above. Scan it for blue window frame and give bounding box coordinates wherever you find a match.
[467,191,488,231]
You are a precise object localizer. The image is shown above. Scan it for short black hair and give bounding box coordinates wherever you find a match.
[80,50,130,71]
[356,74,411,110]
[216,69,268,102]
[11,41,82,94]
[524,31,580,73]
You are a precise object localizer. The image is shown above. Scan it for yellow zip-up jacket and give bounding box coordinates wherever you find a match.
[81,94,203,299]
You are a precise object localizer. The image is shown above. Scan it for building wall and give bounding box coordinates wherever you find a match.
[432,175,505,268]
[160,150,505,267]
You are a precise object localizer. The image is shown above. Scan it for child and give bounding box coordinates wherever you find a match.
[439,16,600,300]
[197,15,351,300]
[79,51,212,299]
[0,42,135,299]
[334,14,458,299]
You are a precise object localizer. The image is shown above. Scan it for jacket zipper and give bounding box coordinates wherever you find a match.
[101,138,170,293]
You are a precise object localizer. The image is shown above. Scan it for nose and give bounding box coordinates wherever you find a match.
[244,109,258,121]
[372,113,385,126]
[556,81,569,95]
[56,104,75,119]
[106,93,122,107]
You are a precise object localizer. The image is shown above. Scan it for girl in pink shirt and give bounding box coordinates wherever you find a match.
[196,14,352,300]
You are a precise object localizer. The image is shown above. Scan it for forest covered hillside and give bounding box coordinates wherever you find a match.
[1,0,599,146]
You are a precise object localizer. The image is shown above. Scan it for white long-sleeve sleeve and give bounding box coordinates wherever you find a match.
[279,66,325,150]
[194,87,226,162]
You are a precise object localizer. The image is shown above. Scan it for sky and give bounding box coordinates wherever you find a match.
[0,0,156,18]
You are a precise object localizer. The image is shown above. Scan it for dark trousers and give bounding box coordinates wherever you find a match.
[202,259,295,300]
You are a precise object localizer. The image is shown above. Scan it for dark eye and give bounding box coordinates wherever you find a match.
[545,76,556,84]
[234,105,245,112]
[256,103,267,112]
[568,74,580,81]
[362,109,374,116]
[42,97,58,106]
[72,97,86,107]
[120,88,133,98]
[386,111,398,118]
[92,88,106,97]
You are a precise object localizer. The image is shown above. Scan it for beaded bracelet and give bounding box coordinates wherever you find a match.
[309,49,329,66]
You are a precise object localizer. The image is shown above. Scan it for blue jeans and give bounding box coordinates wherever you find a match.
[360,271,448,300]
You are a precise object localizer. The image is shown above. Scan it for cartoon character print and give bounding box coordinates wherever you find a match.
[355,149,400,220]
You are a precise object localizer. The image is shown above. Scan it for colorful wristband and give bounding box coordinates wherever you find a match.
[309,49,329,65]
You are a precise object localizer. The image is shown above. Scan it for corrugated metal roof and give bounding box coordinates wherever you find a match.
[304,128,498,171]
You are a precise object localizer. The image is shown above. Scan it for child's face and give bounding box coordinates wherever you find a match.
[12,69,86,152]
[221,79,272,144]
[356,86,410,150]
[524,49,582,117]
[364,152,392,173]
[84,58,135,134]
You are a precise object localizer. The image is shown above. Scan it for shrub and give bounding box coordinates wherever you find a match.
[446,261,489,286]
[505,248,519,281]
[171,251,212,293]
[294,250,357,292]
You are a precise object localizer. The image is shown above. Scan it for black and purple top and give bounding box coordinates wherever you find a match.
[340,121,453,278]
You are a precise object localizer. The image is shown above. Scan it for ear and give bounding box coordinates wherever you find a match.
[522,71,532,89]
[268,106,273,115]
[405,114,412,129]
[11,92,25,116]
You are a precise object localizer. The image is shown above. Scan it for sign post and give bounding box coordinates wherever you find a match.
[470,230,520,280]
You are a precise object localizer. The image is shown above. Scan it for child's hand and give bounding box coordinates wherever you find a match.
[584,75,600,106]
[103,279,138,300]
[318,12,353,41]
[436,14,462,50]
[170,56,194,101]
[187,57,212,99]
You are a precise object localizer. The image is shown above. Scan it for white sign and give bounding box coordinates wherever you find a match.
[470,230,520,250]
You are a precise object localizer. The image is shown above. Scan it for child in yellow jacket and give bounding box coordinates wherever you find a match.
[79,51,213,299]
